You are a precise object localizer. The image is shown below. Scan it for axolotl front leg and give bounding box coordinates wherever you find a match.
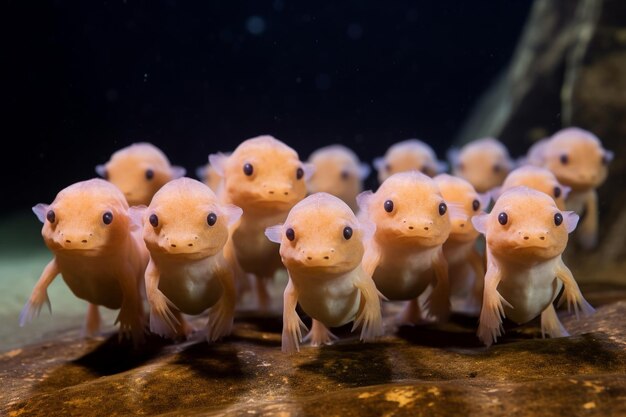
[115,264,146,346]
[477,256,513,347]
[205,266,237,342]
[423,248,451,322]
[19,258,60,326]
[281,277,308,353]
[352,268,384,341]
[556,258,595,319]
[145,259,190,339]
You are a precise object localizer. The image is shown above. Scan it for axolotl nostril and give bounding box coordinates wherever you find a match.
[20,178,149,346]
[472,186,595,347]
[265,192,383,353]
[139,178,243,342]
[358,171,465,325]
[209,135,314,311]
[96,142,186,207]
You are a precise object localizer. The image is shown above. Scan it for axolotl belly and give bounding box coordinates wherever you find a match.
[496,258,563,324]
[295,270,362,327]
[373,248,437,300]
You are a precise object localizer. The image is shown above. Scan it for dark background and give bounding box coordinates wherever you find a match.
[4,1,532,215]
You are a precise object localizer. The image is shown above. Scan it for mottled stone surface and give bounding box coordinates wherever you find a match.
[2,284,625,417]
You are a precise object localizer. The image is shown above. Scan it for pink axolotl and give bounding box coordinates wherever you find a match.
[358,171,461,325]
[96,142,186,206]
[20,179,148,345]
[434,174,489,315]
[373,139,447,184]
[472,186,595,347]
[493,166,570,210]
[265,192,383,353]
[448,137,514,193]
[526,127,613,249]
[209,135,313,310]
[306,144,371,212]
[139,178,242,342]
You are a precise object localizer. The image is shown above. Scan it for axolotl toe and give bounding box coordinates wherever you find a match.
[20,178,148,346]
[96,142,186,207]
[472,186,595,347]
[265,192,383,353]
[139,178,243,342]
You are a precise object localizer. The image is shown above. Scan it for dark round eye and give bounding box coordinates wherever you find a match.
[493,164,501,173]
[243,163,254,176]
[296,167,304,180]
[149,213,159,227]
[560,154,569,165]
[46,210,56,223]
[384,200,394,213]
[554,187,562,198]
[438,202,447,216]
[207,212,217,226]
[498,212,508,225]
[472,199,480,211]
[554,212,563,226]
[343,226,353,240]
[103,211,113,225]
[286,228,295,241]
[340,170,350,180]
[145,169,154,180]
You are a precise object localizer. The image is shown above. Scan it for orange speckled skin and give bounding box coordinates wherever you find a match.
[21,179,148,345]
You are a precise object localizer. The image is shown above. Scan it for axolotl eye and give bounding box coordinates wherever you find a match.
[102,211,113,225]
[46,210,56,223]
[207,212,217,226]
[149,214,159,227]
[145,169,154,180]
[340,170,350,180]
[498,212,508,225]
[384,200,394,213]
[243,163,254,176]
[296,167,304,180]
[343,226,353,240]
[554,187,562,198]
[554,213,563,226]
[472,199,480,211]
[285,228,295,241]
[560,154,569,165]
[438,202,447,216]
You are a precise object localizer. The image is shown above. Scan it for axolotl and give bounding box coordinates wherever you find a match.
[526,127,613,249]
[265,192,383,353]
[358,171,460,324]
[494,166,570,210]
[20,179,148,345]
[373,139,447,184]
[472,186,595,347]
[434,174,489,314]
[306,144,371,212]
[140,178,242,341]
[448,137,514,193]
[97,142,186,206]
[209,135,313,310]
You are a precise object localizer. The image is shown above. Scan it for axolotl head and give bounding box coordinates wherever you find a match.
[497,166,570,210]
[374,139,447,184]
[539,128,613,192]
[33,179,133,256]
[96,142,186,206]
[307,144,370,211]
[472,186,579,262]
[209,135,313,214]
[265,193,373,276]
[358,171,455,248]
[141,178,242,259]
[433,174,490,243]
[449,137,513,193]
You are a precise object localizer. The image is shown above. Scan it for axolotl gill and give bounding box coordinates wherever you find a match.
[209,135,314,310]
[96,142,186,207]
[265,192,383,353]
[472,186,595,347]
[20,179,148,345]
[140,178,243,342]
